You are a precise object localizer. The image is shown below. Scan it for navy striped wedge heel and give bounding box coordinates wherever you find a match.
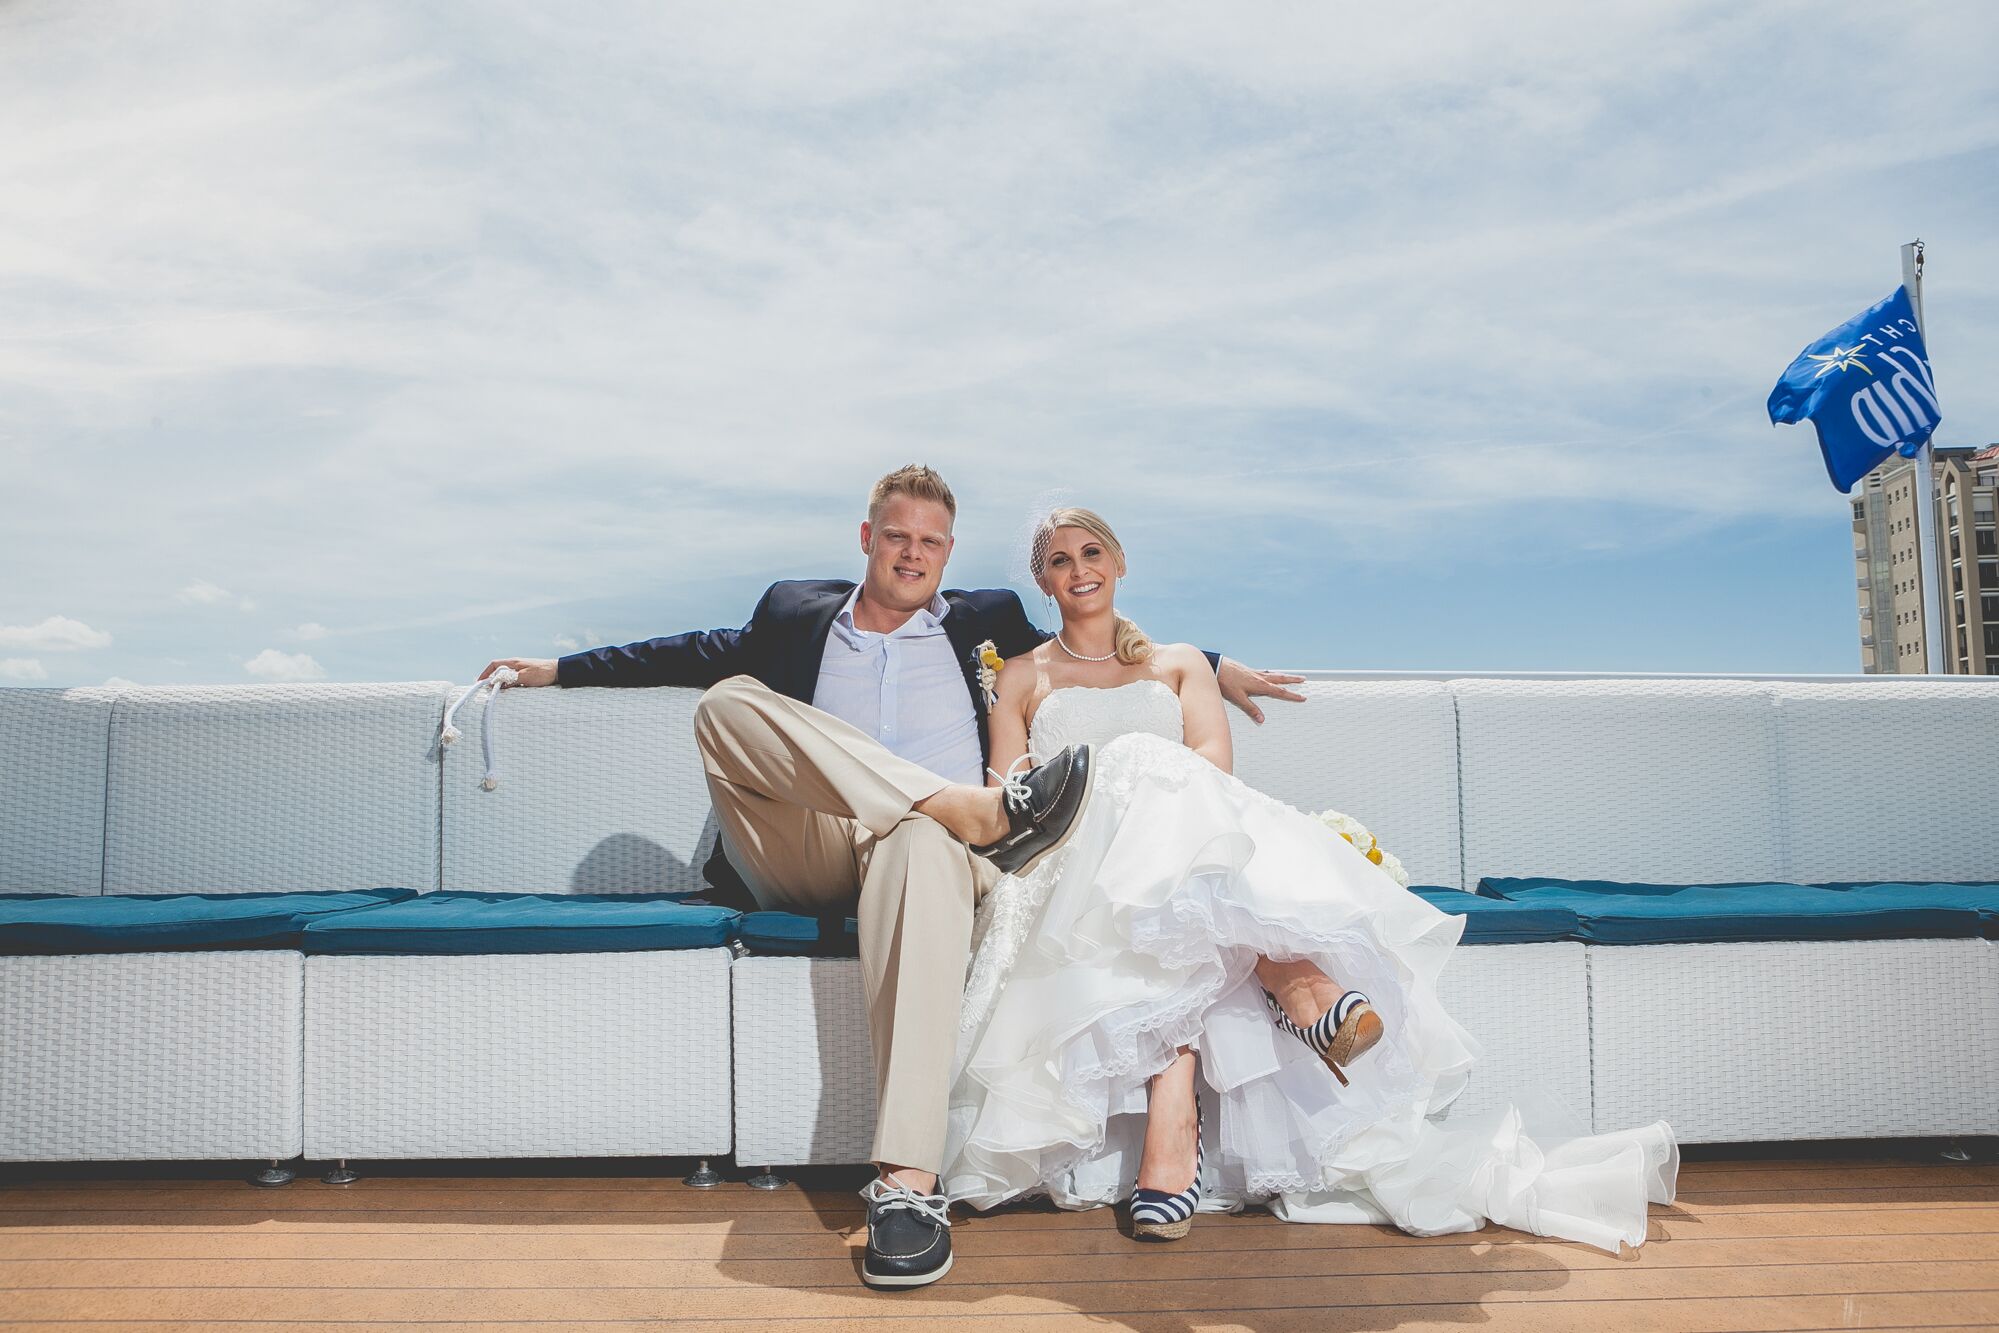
[1265,987,1383,1087]
[1129,1105,1204,1241]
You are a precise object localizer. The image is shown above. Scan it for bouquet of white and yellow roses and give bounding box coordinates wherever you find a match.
[1314,809,1410,887]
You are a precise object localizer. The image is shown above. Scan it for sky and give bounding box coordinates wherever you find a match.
[4,1,1998,687]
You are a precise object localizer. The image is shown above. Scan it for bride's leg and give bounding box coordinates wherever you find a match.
[1253,956,1344,1029]
[1136,1047,1200,1194]
[1255,955,1386,1085]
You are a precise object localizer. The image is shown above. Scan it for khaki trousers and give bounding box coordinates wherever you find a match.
[692,674,999,1173]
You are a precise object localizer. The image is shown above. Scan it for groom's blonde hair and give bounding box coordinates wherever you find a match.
[868,464,957,526]
[1031,507,1155,665]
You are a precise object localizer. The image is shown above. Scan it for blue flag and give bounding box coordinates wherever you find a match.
[1768,286,1941,492]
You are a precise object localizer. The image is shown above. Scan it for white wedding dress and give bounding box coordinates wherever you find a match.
[940,679,1678,1253]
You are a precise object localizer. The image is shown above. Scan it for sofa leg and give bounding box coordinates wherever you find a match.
[322,1159,360,1185]
[1940,1137,1973,1163]
[683,1158,721,1188]
[747,1166,788,1190]
[250,1159,295,1188]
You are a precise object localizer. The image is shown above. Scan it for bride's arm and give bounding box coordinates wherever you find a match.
[1166,643,1234,775]
[984,652,1036,785]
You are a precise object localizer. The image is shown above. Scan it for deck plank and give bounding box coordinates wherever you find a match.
[1,1153,1995,1330]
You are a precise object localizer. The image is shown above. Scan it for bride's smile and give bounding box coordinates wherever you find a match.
[1040,526,1124,630]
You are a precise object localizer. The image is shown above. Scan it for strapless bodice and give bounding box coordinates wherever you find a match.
[1027,678,1184,758]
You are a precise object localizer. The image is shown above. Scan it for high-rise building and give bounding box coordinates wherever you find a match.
[1852,444,1999,674]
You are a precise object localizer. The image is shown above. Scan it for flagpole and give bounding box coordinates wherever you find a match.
[1902,240,1944,673]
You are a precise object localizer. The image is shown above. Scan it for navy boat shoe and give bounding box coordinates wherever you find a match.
[860,1176,953,1288]
[970,744,1094,876]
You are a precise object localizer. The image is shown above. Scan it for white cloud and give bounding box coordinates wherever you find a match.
[176,581,232,605]
[552,634,579,651]
[0,658,49,681]
[244,648,326,680]
[0,616,113,652]
[176,581,255,611]
[291,621,328,640]
[102,675,140,687]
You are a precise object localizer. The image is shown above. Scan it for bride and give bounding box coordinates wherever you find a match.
[939,506,1678,1252]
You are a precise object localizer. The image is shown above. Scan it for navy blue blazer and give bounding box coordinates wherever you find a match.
[556,578,1218,907]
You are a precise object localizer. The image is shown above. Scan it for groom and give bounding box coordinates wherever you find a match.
[480,464,1302,1288]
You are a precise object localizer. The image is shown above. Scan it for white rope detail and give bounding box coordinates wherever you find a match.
[440,666,517,791]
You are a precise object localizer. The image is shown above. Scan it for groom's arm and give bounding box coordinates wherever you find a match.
[984,590,1302,723]
[555,585,775,689]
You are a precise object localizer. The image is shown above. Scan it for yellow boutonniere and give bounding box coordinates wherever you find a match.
[974,639,1004,709]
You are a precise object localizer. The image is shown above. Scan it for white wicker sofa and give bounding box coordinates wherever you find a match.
[2,675,1995,1189]
[0,684,733,1186]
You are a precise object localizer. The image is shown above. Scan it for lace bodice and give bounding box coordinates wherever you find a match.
[1028,678,1184,758]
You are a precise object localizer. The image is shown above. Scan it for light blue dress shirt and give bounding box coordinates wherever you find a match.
[811,587,985,787]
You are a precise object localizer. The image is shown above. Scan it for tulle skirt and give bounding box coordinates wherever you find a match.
[940,732,1677,1253]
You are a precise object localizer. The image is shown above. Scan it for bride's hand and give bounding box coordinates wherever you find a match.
[1216,658,1306,724]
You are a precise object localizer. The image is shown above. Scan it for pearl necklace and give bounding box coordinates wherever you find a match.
[1056,633,1117,662]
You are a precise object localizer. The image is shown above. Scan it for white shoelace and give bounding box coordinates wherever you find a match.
[439,666,516,791]
[986,751,1039,808]
[860,1176,952,1228]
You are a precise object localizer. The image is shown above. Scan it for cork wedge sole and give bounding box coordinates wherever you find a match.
[1132,1214,1195,1241]
[1321,1004,1385,1088]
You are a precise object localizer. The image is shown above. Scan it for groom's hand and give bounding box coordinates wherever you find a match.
[479,658,558,687]
[1217,657,1306,725]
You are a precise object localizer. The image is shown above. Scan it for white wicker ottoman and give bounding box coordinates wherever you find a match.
[730,956,877,1178]
[0,951,303,1164]
[1587,938,1999,1142]
[1431,942,1592,1124]
[303,949,732,1167]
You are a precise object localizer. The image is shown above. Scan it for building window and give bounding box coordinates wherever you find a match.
[1984,594,1999,622]
[1985,625,1999,656]
[1984,561,1999,590]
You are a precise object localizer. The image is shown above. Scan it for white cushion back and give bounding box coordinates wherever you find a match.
[443,686,718,894]
[6,669,1985,905]
[1230,680,1464,889]
[1455,679,1784,885]
[0,688,118,894]
[1773,679,1999,883]
[103,684,448,894]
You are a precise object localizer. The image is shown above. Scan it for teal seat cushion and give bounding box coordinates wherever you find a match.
[1476,878,1994,944]
[742,892,1585,954]
[1408,886,1579,944]
[299,890,740,955]
[0,888,419,955]
[737,910,860,956]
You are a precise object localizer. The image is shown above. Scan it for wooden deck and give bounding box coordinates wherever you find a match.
[3,1146,1996,1331]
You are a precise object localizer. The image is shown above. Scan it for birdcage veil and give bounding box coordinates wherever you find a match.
[1006,487,1079,623]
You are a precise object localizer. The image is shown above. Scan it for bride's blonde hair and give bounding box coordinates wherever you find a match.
[1030,507,1154,665]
